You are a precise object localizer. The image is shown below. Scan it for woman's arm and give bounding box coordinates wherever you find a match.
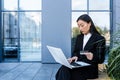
[91,37,106,64]
[96,38,106,63]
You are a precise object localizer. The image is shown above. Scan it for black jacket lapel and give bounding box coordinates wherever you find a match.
[83,33,96,50]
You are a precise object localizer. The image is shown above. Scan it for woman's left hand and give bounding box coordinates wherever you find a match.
[84,52,93,60]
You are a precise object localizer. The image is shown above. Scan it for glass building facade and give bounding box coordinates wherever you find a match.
[0,0,113,62]
[1,0,42,61]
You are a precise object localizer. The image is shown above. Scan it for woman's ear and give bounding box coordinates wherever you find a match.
[88,22,91,27]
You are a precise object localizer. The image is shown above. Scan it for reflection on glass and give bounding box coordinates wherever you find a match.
[72,0,87,10]
[19,12,41,61]
[89,12,110,44]
[2,12,18,58]
[20,0,42,10]
[89,0,110,10]
[3,0,18,10]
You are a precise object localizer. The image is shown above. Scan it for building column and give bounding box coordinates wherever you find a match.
[112,0,120,47]
[42,0,71,63]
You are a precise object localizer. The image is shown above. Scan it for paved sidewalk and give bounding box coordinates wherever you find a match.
[0,63,110,80]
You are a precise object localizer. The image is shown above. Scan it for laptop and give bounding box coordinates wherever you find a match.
[47,45,90,69]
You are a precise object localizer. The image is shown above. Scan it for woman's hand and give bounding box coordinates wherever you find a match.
[84,52,93,60]
[67,56,78,63]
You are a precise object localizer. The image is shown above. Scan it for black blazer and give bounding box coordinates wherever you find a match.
[73,33,106,64]
[72,33,106,79]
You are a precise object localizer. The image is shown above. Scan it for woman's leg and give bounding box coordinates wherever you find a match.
[71,67,87,80]
[55,65,71,80]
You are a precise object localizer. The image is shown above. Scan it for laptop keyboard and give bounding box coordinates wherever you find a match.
[70,62,81,66]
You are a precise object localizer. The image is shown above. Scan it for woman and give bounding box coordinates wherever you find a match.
[56,14,106,80]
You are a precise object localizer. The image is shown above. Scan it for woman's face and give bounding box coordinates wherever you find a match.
[77,20,91,35]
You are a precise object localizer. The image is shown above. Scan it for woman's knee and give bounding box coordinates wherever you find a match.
[55,65,71,80]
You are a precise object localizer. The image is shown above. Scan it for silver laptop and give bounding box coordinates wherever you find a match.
[47,45,90,69]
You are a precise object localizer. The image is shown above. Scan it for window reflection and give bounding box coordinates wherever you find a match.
[2,12,18,59]
[19,12,41,61]
[72,0,87,10]
[3,0,18,10]
[2,0,41,61]
[20,0,42,10]
[89,0,110,10]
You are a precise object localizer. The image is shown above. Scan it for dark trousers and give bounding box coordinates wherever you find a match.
[55,65,87,80]
[56,66,71,80]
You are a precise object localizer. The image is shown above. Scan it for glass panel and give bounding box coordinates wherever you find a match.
[89,0,110,10]
[3,0,18,10]
[20,0,42,10]
[72,12,87,29]
[89,12,110,44]
[72,0,87,10]
[2,12,18,59]
[19,12,41,61]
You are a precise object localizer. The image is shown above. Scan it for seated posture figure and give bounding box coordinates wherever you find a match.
[56,14,106,80]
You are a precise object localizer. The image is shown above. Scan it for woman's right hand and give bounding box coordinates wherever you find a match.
[67,56,78,63]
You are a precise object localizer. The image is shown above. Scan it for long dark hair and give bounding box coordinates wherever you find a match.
[76,14,100,35]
